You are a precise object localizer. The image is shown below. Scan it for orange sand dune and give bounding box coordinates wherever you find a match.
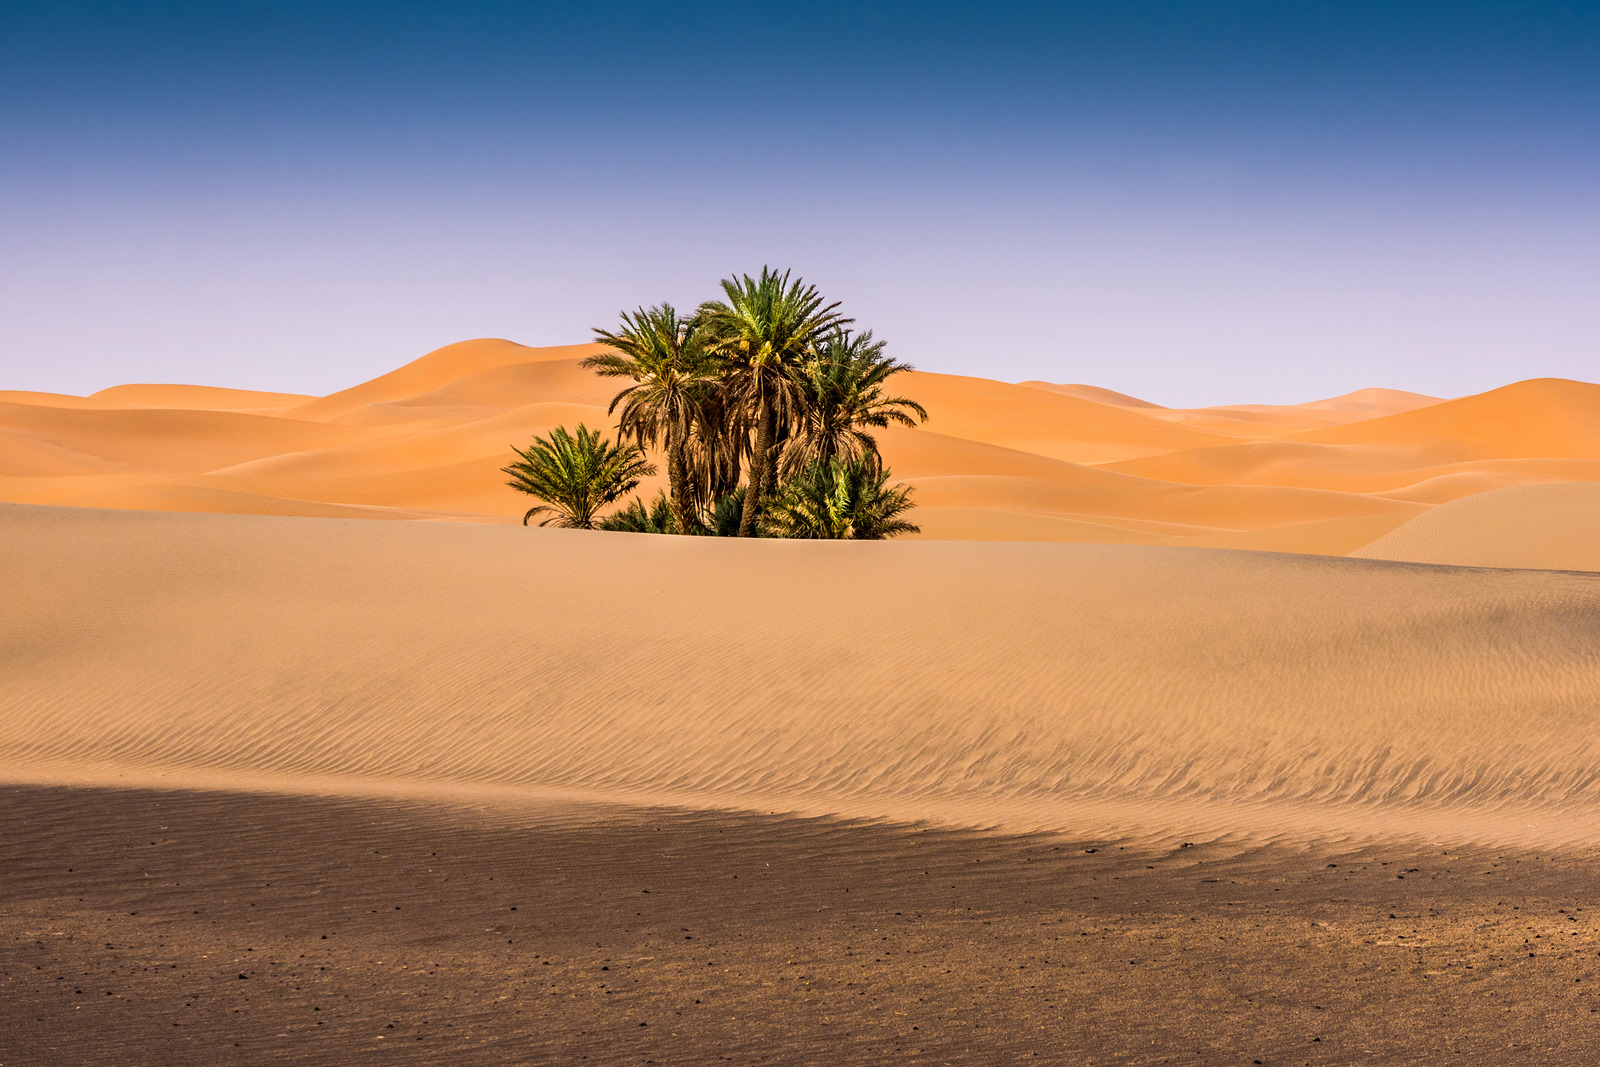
[1352,481,1600,571]
[286,339,605,422]
[906,372,1233,463]
[1017,381,1162,407]
[1,340,1596,559]
[1021,382,1443,436]
[89,383,316,412]
[1299,378,1600,460]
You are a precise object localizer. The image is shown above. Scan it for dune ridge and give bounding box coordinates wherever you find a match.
[1352,481,1600,571]
[5,503,1598,849]
[3,340,1598,565]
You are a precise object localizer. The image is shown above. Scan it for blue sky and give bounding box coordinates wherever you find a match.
[2,1,1597,404]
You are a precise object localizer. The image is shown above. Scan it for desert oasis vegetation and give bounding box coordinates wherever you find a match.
[7,2,1600,1060]
[505,268,925,540]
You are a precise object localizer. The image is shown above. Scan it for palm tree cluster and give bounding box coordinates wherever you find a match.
[504,267,927,539]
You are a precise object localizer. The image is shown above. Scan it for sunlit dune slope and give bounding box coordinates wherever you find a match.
[3,504,1598,847]
[1300,378,1600,460]
[88,383,317,412]
[1016,382,1162,407]
[284,339,606,422]
[1352,482,1600,572]
[1020,382,1441,427]
[0,339,1596,554]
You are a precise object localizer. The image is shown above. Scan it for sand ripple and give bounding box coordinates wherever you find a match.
[3,504,1598,847]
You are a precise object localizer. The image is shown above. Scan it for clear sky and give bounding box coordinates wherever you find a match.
[2,1,1596,405]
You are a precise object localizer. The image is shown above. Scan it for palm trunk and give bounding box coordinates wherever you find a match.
[762,438,784,500]
[739,406,772,537]
[665,424,693,535]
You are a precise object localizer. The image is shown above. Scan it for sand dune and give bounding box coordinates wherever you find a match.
[6,505,1600,1062]
[2,339,1594,560]
[0,341,1586,559]
[1016,381,1162,407]
[285,339,606,423]
[7,458,1600,1061]
[87,383,317,412]
[1300,378,1600,461]
[1021,382,1445,438]
[5,503,1598,847]
[1352,482,1600,571]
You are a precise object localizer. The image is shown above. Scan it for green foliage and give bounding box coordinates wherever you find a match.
[503,423,655,529]
[785,328,927,477]
[709,488,751,538]
[517,269,929,540]
[696,267,853,536]
[697,267,851,381]
[598,490,679,534]
[585,304,718,534]
[763,456,920,540]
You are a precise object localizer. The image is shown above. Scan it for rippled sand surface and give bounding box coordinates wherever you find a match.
[4,504,1599,846]
[5,360,1600,1062]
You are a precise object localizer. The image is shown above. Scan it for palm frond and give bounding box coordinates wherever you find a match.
[597,490,679,534]
[503,423,655,529]
[783,327,926,477]
[763,455,919,540]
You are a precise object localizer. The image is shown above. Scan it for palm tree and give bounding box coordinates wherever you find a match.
[684,386,746,520]
[698,267,851,536]
[764,455,920,540]
[598,490,679,533]
[504,423,655,528]
[785,328,927,477]
[585,304,718,535]
[707,487,750,537]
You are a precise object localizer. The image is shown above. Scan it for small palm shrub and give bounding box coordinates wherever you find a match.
[599,491,679,534]
[764,455,919,540]
[708,488,750,538]
[503,423,655,528]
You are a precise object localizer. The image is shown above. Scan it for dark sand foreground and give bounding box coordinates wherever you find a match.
[5,786,1600,1065]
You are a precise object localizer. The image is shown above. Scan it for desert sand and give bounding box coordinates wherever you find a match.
[4,346,1600,1063]
[5,338,1599,564]
[4,502,1600,1062]
[1352,481,1600,572]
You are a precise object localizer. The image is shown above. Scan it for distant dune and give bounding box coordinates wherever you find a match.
[3,340,1597,568]
[1352,481,1600,571]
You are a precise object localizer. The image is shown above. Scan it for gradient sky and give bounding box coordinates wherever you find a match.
[2,1,1597,405]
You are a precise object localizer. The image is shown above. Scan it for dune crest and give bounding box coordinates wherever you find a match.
[1,342,1596,560]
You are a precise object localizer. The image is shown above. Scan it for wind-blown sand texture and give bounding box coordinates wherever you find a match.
[4,503,1600,1062]
[5,347,1600,1062]
[5,338,1598,564]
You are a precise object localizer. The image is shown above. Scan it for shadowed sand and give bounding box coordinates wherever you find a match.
[8,786,1600,1066]
[5,338,1599,563]
[5,505,1600,1061]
